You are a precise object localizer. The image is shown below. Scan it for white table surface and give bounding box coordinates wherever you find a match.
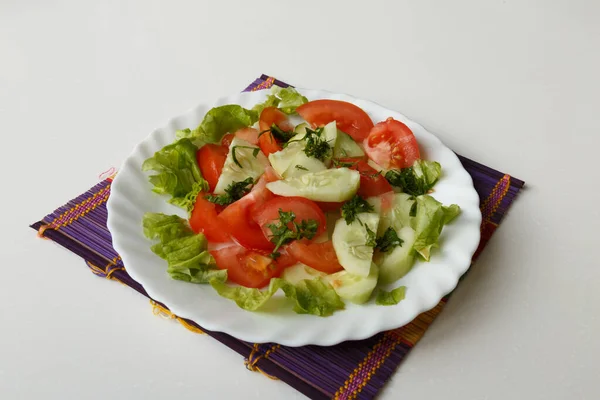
[2,1,599,399]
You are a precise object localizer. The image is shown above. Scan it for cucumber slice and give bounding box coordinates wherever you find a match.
[283,152,327,178]
[321,121,338,147]
[294,122,310,136]
[375,226,416,284]
[213,137,269,194]
[281,263,326,284]
[267,141,303,177]
[324,263,378,304]
[369,193,415,236]
[332,212,380,277]
[333,130,365,159]
[265,168,360,202]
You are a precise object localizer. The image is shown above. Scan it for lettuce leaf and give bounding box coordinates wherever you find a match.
[210,278,282,311]
[278,278,345,316]
[143,213,226,284]
[194,105,258,143]
[375,286,406,305]
[252,87,308,115]
[411,195,460,261]
[385,160,442,196]
[142,138,208,212]
[273,87,308,114]
[210,277,345,316]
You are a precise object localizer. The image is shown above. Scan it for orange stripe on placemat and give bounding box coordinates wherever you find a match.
[334,332,404,400]
[334,300,448,399]
[39,185,111,235]
[480,174,511,221]
[251,76,275,91]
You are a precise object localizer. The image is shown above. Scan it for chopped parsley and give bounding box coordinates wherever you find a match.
[295,165,309,171]
[205,177,254,206]
[365,225,377,247]
[384,166,436,196]
[231,145,260,168]
[332,158,359,168]
[267,209,319,257]
[341,195,375,225]
[258,124,295,144]
[375,227,404,252]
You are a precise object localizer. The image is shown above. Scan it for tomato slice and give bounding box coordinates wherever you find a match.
[363,117,420,169]
[221,133,234,148]
[211,245,288,288]
[258,107,294,156]
[263,166,281,182]
[337,158,393,197]
[189,194,230,243]
[234,127,260,145]
[296,100,374,141]
[218,177,275,251]
[315,201,344,212]
[196,144,228,192]
[252,197,327,240]
[288,240,344,274]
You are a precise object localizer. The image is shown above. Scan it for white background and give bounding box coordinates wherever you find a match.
[1,1,599,399]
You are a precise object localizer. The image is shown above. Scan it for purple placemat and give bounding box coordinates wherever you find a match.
[31,75,524,400]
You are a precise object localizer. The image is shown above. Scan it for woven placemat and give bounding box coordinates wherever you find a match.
[31,75,524,400]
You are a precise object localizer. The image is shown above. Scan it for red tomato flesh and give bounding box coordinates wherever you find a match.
[363,117,420,169]
[287,240,344,274]
[296,100,374,141]
[221,133,234,148]
[189,194,230,243]
[258,107,294,156]
[196,144,228,192]
[217,176,275,251]
[252,197,327,240]
[211,245,288,288]
[337,158,393,198]
[234,127,260,145]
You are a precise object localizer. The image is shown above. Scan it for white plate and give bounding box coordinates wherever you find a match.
[107,88,481,347]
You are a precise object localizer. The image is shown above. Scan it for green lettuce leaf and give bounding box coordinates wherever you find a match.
[210,277,345,316]
[385,160,442,196]
[210,278,282,311]
[375,286,406,305]
[252,87,308,115]
[410,195,461,261]
[175,128,206,147]
[143,213,226,284]
[273,87,308,114]
[194,105,258,143]
[278,278,345,316]
[142,138,208,212]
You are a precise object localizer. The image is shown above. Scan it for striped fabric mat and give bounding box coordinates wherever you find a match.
[31,75,524,400]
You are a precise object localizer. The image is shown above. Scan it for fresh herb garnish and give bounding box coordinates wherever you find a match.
[409,202,418,217]
[205,177,254,206]
[301,127,332,161]
[258,124,295,144]
[384,162,440,196]
[267,209,319,257]
[332,158,359,168]
[295,165,309,171]
[341,195,375,225]
[375,227,404,252]
[365,225,377,247]
[231,145,260,168]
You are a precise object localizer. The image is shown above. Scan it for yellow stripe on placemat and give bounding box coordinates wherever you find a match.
[245,343,280,380]
[150,300,206,335]
[251,76,275,91]
[38,185,111,236]
[480,174,511,221]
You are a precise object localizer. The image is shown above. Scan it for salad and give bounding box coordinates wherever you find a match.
[142,87,460,316]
